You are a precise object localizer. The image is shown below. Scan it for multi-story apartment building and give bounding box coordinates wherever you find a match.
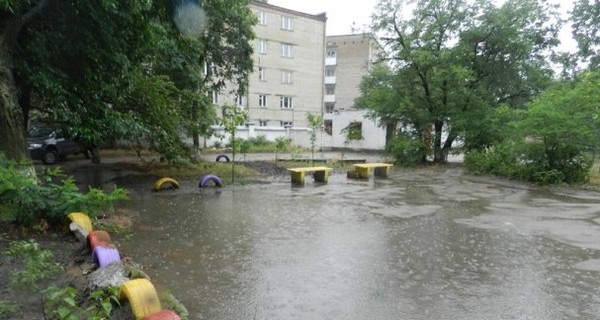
[248,2,326,129]
[322,34,388,150]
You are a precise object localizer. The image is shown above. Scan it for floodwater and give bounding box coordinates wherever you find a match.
[111,166,600,320]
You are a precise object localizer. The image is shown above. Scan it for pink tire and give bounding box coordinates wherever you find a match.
[92,245,121,268]
[142,310,181,320]
[88,230,112,251]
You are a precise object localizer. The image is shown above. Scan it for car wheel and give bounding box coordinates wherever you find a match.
[43,149,58,165]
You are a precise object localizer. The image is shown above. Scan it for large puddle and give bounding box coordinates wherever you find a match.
[96,166,600,319]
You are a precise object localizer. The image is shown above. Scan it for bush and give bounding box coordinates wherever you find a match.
[0,154,128,226]
[385,134,427,167]
[464,140,592,185]
[248,135,269,146]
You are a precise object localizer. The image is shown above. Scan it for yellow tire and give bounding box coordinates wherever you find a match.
[119,279,162,319]
[154,177,180,191]
[67,212,93,233]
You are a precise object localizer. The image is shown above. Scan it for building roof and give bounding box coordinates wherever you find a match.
[251,1,327,22]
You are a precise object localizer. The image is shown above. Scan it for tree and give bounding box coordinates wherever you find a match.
[341,123,363,160]
[220,104,247,183]
[465,71,600,184]
[1,0,256,163]
[355,64,402,148]
[305,112,323,166]
[572,0,600,69]
[275,136,290,162]
[367,0,560,163]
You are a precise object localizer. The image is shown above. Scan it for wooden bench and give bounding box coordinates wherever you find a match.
[287,166,333,185]
[351,163,394,179]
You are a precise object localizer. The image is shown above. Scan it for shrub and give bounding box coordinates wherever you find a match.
[386,134,427,167]
[0,154,128,226]
[4,240,63,291]
[248,135,269,146]
[465,140,592,185]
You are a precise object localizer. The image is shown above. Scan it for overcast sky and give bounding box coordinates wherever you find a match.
[267,0,577,52]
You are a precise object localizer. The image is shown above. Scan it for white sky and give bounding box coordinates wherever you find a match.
[267,0,577,52]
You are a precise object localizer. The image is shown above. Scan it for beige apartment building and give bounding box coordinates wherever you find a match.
[243,1,327,129]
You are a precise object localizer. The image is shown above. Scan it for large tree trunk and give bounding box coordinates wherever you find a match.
[384,120,397,149]
[0,0,52,162]
[433,120,445,163]
[0,42,28,162]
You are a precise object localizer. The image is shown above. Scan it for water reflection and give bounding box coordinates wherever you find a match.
[119,168,600,319]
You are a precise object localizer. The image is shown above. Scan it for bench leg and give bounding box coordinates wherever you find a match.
[313,170,328,183]
[291,172,305,185]
[356,167,370,179]
[374,167,390,178]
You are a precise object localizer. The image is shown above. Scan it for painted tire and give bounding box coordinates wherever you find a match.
[215,154,230,162]
[142,310,181,320]
[119,279,162,319]
[199,174,222,188]
[67,212,93,233]
[154,177,180,191]
[92,245,121,268]
[88,230,112,251]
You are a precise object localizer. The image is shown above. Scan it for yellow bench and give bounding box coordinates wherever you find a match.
[351,163,394,179]
[287,166,333,185]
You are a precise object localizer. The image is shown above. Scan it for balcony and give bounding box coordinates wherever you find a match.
[324,95,336,103]
[325,57,337,66]
[324,76,336,85]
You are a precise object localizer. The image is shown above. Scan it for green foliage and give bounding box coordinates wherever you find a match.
[572,0,600,68]
[0,300,18,318]
[275,137,292,161]
[44,286,120,320]
[2,0,256,163]
[0,154,128,226]
[365,0,559,161]
[248,135,269,147]
[465,141,592,185]
[306,112,324,165]
[4,240,63,292]
[160,291,189,320]
[386,133,428,167]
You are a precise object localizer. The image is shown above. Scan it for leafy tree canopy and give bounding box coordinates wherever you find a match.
[364,0,561,163]
[1,0,256,163]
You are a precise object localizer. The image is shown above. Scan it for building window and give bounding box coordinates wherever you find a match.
[258,67,266,81]
[281,70,293,84]
[281,16,293,30]
[234,93,244,107]
[281,43,293,58]
[258,11,267,25]
[258,94,267,108]
[281,121,293,128]
[326,49,336,58]
[258,39,267,54]
[280,96,293,109]
[259,120,268,127]
[211,91,219,104]
[326,68,336,77]
[326,85,335,95]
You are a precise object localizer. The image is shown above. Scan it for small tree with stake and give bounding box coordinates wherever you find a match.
[220,104,248,184]
[306,112,323,166]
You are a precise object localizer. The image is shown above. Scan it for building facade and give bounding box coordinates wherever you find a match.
[322,34,387,150]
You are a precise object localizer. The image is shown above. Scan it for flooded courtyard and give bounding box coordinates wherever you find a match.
[110,166,600,319]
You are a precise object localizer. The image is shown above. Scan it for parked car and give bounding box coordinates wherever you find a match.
[27,122,91,164]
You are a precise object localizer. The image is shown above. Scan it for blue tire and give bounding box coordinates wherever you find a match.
[199,174,222,187]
